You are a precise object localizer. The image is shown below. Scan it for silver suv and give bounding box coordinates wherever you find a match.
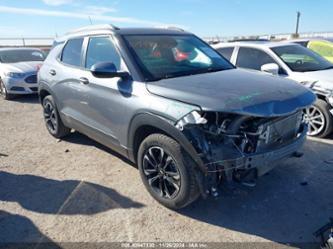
[38,25,315,209]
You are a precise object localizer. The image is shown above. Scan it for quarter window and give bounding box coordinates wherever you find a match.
[85,36,121,70]
[236,47,276,70]
[61,38,84,67]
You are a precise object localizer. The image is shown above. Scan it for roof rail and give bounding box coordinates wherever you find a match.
[228,39,270,43]
[66,24,120,35]
[154,26,185,32]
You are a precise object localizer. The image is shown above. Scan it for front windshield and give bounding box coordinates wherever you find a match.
[272,45,333,72]
[0,49,45,63]
[123,34,234,81]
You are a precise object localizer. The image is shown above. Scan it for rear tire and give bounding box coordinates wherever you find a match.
[0,79,14,100]
[138,134,200,209]
[42,95,71,138]
[305,99,333,138]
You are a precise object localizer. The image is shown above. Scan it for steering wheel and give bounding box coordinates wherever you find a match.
[295,59,303,65]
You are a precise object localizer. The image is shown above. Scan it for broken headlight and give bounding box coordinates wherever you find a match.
[328,91,333,106]
[175,111,207,130]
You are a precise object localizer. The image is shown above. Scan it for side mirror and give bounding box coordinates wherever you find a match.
[91,62,130,79]
[261,63,279,75]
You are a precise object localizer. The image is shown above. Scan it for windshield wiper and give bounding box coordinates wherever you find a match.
[182,67,226,75]
[323,65,333,70]
[305,65,333,72]
[150,67,228,81]
[206,67,226,73]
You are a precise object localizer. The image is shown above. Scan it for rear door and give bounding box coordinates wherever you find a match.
[50,38,92,127]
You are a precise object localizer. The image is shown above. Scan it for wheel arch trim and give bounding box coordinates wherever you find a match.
[38,82,59,106]
[127,112,207,174]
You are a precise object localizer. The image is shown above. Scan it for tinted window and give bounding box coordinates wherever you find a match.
[217,47,234,60]
[61,38,83,67]
[272,45,333,72]
[0,49,45,63]
[85,36,121,69]
[236,47,276,70]
[124,35,234,81]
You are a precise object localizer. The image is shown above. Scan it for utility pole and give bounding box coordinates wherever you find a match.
[295,11,301,37]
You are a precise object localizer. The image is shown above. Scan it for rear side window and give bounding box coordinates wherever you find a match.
[85,36,121,69]
[216,47,234,61]
[61,38,84,67]
[236,47,276,70]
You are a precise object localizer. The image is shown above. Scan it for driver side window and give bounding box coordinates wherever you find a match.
[85,36,121,70]
[236,47,276,70]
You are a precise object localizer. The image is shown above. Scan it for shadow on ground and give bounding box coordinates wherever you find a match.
[9,94,39,104]
[62,131,135,166]
[0,210,61,248]
[57,130,333,244]
[179,139,333,244]
[0,171,144,215]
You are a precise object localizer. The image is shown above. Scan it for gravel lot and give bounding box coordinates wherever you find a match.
[0,95,333,248]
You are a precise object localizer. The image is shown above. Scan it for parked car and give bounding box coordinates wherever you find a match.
[291,38,333,63]
[0,48,45,100]
[38,25,315,209]
[213,41,333,137]
[41,48,51,57]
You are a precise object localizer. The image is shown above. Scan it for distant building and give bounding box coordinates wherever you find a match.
[0,37,54,49]
[203,31,333,43]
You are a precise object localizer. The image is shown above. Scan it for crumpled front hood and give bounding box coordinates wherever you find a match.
[146,68,316,117]
[1,61,42,74]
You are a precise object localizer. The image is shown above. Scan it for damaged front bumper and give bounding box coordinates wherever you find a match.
[329,97,333,115]
[218,123,307,178]
[176,110,308,194]
[311,85,333,116]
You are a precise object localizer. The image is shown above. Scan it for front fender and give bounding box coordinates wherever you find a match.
[127,112,207,174]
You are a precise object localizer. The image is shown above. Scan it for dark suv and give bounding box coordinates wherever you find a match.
[38,24,315,209]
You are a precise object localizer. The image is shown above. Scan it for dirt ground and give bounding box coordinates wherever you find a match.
[0,95,332,248]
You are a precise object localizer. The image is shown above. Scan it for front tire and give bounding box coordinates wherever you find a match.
[305,99,333,138]
[138,134,200,209]
[0,79,14,100]
[42,95,71,138]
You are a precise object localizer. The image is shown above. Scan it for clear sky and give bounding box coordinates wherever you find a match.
[0,0,332,38]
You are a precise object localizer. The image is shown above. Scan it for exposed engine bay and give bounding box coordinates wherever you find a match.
[176,110,307,195]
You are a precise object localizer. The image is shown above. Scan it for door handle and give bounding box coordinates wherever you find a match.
[49,69,56,76]
[79,77,89,85]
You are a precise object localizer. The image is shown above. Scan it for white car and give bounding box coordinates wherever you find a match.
[213,41,333,137]
[0,48,45,100]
